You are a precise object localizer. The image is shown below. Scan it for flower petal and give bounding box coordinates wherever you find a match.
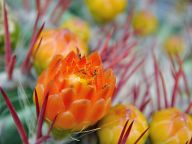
[46,94,65,121]
[55,111,76,129]
[70,99,91,124]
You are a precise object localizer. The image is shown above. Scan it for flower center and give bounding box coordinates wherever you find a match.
[68,74,87,85]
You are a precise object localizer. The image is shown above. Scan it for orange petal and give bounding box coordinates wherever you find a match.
[88,52,102,66]
[78,56,87,68]
[89,98,105,123]
[37,70,47,85]
[47,55,63,79]
[46,94,65,121]
[104,98,111,115]
[55,111,76,129]
[78,85,95,100]
[101,85,115,100]
[70,99,91,124]
[34,84,45,107]
[65,51,78,65]
[57,78,67,92]
[104,69,116,85]
[46,80,60,95]
[95,68,105,89]
[60,88,75,110]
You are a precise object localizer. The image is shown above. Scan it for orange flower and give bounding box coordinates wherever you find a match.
[33,29,88,74]
[34,51,116,131]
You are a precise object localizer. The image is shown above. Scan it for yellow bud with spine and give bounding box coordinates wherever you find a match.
[98,104,149,144]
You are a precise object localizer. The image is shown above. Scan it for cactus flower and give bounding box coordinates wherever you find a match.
[84,0,127,23]
[34,51,116,132]
[32,29,88,74]
[150,108,192,144]
[164,36,184,57]
[132,10,158,36]
[98,104,148,144]
[62,17,91,44]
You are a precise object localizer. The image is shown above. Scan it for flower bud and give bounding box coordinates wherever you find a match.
[62,17,91,44]
[132,10,158,36]
[84,0,127,23]
[33,29,88,74]
[150,108,192,144]
[164,36,184,57]
[98,104,148,144]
